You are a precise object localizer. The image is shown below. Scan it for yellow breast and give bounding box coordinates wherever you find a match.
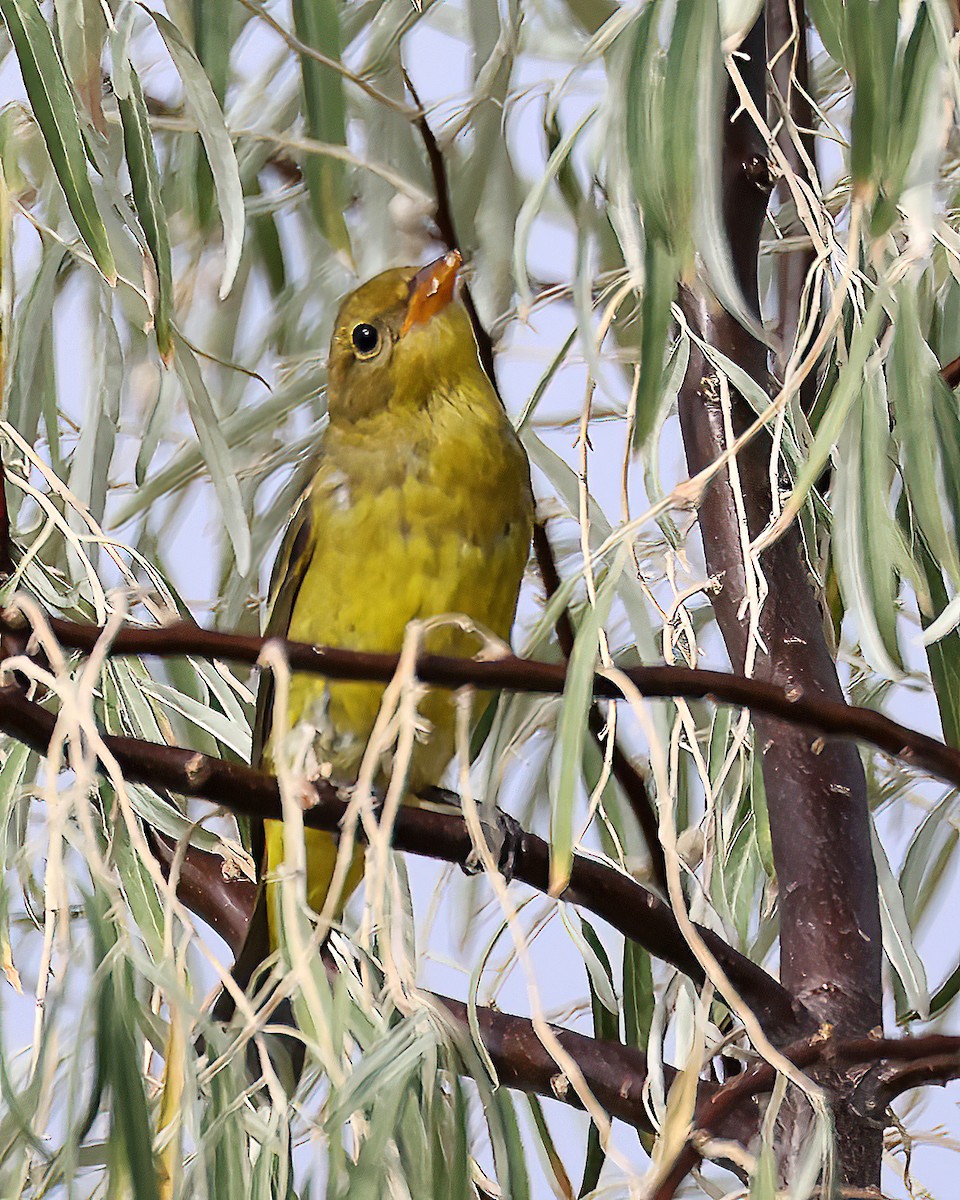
[287,386,532,789]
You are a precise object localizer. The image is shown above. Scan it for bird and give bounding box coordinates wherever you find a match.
[225,251,533,1016]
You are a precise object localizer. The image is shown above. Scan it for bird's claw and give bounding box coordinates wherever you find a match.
[462,809,523,883]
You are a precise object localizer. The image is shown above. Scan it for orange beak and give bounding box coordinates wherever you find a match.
[400,250,462,337]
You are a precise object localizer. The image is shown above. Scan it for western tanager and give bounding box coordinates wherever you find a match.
[229,252,533,999]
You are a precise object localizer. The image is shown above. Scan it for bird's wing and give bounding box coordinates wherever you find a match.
[251,487,316,769]
[215,489,316,1026]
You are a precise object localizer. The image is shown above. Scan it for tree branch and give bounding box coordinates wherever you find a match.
[674,14,881,1185]
[0,681,804,1039]
[10,611,960,792]
[148,832,764,1143]
[653,1033,960,1200]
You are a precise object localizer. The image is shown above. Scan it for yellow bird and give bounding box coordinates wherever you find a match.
[228,252,533,999]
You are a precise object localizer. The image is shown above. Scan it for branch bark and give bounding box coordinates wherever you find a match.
[10,611,960,791]
[0,682,804,1039]
[675,14,882,1187]
[145,832,744,1140]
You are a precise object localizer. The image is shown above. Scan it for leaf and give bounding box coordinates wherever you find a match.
[566,911,619,1017]
[0,0,116,282]
[145,7,244,298]
[172,333,251,573]
[87,892,161,1200]
[54,0,108,135]
[291,0,351,255]
[137,678,252,760]
[524,1095,572,1200]
[549,552,624,893]
[633,239,678,451]
[916,537,960,748]
[488,1088,531,1200]
[116,60,175,363]
[806,0,848,66]
[899,789,958,931]
[832,359,903,677]
[847,0,899,194]
[579,920,619,1196]
[871,822,929,1020]
[782,286,887,535]
[622,939,654,1053]
[891,286,960,585]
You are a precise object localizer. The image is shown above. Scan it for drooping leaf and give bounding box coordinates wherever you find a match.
[116,60,175,363]
[145,7,245,298]
[291,0,351,255]
[0,0,116,281]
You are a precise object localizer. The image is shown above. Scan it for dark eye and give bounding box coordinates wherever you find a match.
[351,323,380,357]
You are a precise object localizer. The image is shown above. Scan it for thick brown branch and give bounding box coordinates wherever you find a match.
[653,1033,960,1200]
[149,832,757,1141]
[695,20,881,1032]
[533,522,667,892]
[674,15,881,1186]
[0,682,803,1039]
[402,70,497,383]
[11,612,960,793]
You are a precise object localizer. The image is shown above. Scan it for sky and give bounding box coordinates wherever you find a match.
[1,0,959,1196]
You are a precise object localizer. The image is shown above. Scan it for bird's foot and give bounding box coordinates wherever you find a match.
[462,808,523,883]
[415,787,523,882]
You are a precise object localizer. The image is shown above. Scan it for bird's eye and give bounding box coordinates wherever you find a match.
[351,323,380,358]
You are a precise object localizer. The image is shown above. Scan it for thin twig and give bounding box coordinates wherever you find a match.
[148,833,736,1139]
[10,612,960,794]
[402,69,498,383]
[0,681,804,1039]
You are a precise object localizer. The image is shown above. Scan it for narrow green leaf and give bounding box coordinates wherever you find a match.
[525,1095,572,1199]
[847,0,898,193]
[633,239,677,450]
[0,0,116,281]
[871,823,929,1020]
[623,939,654,1053]
[191,0,235,225]
[806,0,848,66]
[892,288,960,583]
[137,678,252,760]
[54,0,107,135]
[579,920,618,1197]
[550,553,624,892]
[832,361,903,676]
[782,286,886,528]
[145,7,245,298]
[899,790,958,930]
[173,333,251,573]
[291,0,350,255]
[116,61,174,363]
[749,1142,778,1199]
[87,893,161,1200]
[489,1089,531,1200]
[916,537,960,747]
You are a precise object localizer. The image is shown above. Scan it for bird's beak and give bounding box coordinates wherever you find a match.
[400,250,463,337]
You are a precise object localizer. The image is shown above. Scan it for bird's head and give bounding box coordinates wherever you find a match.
[326,251,486,423]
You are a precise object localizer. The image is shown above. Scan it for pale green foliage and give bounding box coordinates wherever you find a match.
[0,0,958,1196]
